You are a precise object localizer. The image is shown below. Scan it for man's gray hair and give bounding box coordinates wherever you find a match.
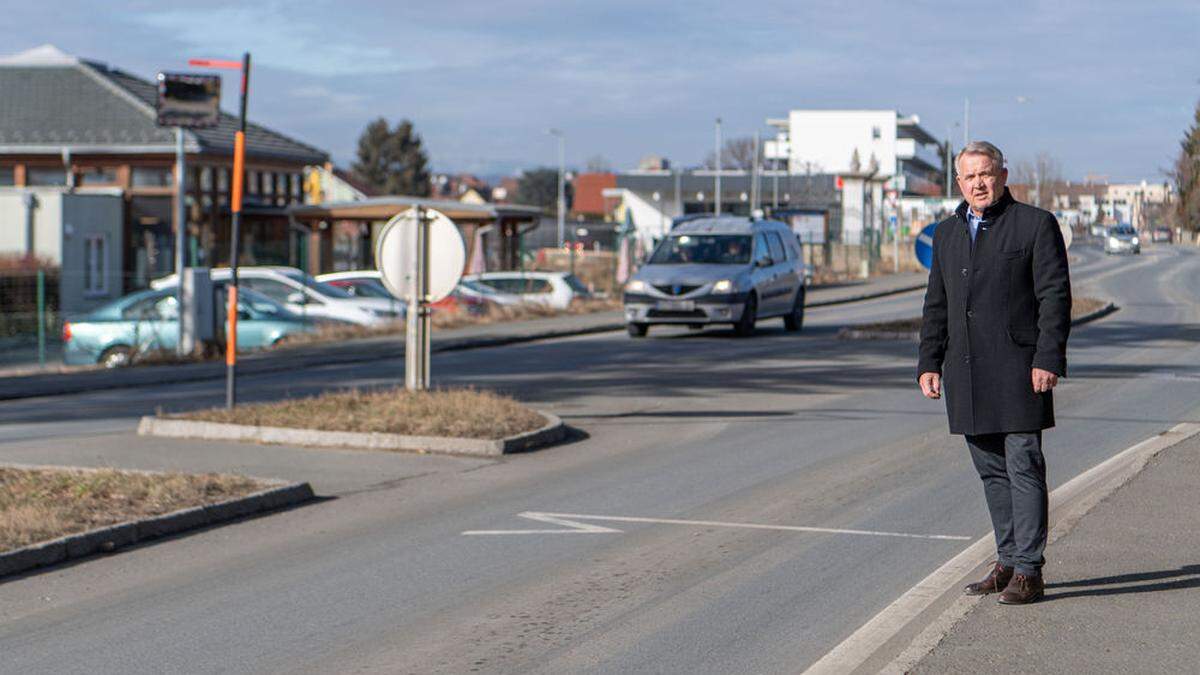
[955,141,1005,172]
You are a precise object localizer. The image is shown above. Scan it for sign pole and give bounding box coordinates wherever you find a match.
[174,126,189,355]
[226,52,250,408]
[405,205,425,391]
[420,207,432,389]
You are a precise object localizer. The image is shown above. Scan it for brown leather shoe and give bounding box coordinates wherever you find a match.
[964,562,1014,595]
[998,573,1044,605]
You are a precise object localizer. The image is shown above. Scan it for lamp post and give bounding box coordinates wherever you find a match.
[714,117,722,216]
[548,128,565,248]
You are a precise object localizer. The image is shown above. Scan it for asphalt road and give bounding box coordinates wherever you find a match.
[1,242,1197,674]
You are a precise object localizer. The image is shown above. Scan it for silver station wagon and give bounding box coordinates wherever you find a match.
[622,216,807,337]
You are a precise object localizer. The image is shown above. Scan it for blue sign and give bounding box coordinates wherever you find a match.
[915,222,937,270]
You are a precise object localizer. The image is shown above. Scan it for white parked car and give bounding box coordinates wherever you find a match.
[461,271,592,310]
[152,266,401,326]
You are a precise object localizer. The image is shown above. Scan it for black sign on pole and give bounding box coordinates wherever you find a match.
[155,73,221,128]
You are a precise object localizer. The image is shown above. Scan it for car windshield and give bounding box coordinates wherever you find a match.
[335,279,394,299]
[238,288,302,320]
[648,235,752,265]
[1111,227,1136,235]
[461,279,501,295]
[278,269,355,299]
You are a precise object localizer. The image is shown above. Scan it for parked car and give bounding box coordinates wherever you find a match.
[153,266,400,326]
[622,216,807,337]
[63,287,314,367]
[461,271,592,310]
[1152,227,1173,243]
[1104,225,1141,255]
[456,278,521,307]
[318,270,495,315]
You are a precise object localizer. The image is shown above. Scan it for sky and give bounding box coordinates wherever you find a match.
[5,0,1198,182]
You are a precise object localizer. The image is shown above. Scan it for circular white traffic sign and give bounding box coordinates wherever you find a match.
[375,207,466,303]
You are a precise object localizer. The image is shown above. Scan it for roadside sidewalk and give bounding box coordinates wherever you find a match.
[0,271,927,401]
[914,432,1200,673]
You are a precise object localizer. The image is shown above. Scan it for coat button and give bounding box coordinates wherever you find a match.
[967,310,975,318]
[961,268,968,277]
[964,356,972,363]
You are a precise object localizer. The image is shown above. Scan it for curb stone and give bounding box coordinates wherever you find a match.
[0,479,314,580]
[836,301,1118,341]
[137,410,567,457]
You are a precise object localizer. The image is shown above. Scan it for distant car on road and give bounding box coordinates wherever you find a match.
[622,216,807,337]
[462,271,592,310]
[63,287,313,367]
[153,266,399,326]
[1104,225,1141,255]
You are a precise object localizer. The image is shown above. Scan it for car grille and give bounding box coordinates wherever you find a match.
[653,284,701,296]
[647,309,706,319]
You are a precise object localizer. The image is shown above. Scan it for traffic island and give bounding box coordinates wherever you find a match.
[0,465,313,578]
[139,387,566,457]
[837,297,1115,341]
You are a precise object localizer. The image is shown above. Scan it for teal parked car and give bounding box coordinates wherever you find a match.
[63,286,316,367]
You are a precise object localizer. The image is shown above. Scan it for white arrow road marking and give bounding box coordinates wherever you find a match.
[463,511,972,541]
[462,511,624,535]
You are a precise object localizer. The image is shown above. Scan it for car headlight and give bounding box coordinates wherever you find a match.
[1109,236,1120,245]
[711,279,735,294]
[1131,237,1139,245]
[625,280,647,293]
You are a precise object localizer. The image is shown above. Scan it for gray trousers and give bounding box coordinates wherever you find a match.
[966,431,1048,577]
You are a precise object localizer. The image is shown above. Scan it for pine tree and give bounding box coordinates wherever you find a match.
[351,118,431,196]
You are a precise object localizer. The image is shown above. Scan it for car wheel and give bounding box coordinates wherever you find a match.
[627,323,649,338]
[734,294,757,337]
[783,288,806,332]
[99,345,133,368]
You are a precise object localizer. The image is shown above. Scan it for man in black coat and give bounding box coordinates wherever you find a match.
[918,141,1071,605]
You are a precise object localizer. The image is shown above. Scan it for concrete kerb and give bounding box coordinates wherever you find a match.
[0,464,314,580]
[805,279,928,308]
[837,301,1118,342]
[137,410,567,457]
[804,421,1200,675]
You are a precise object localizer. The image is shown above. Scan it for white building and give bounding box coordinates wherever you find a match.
[765,109,947,243]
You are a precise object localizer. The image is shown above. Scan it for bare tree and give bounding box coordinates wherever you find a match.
[704,136,762,170]
[1012,152,1063,210]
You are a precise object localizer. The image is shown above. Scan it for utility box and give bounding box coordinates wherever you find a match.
[180,267,214,354]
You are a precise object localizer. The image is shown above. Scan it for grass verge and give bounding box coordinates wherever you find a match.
[847,297,1108,334]
[172,387,547,440]
[0,467,266,552]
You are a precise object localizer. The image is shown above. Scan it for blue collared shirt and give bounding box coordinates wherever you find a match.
[965,208,985,242]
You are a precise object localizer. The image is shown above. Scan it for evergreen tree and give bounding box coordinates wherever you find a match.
[516,167,572,210]
[1172,101,1200,231]
[351,118,431,196]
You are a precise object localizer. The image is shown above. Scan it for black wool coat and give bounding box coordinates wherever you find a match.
[917,189,1071,435]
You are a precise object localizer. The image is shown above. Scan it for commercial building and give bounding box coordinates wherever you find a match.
[0,44,327,312]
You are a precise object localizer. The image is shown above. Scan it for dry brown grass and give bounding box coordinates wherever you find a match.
[0,467,265,552]
[849,297,1109,333]
[174,387,547,440]
[279,297,621,347]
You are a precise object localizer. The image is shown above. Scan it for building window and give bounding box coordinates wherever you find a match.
[247,170,259,195]
[84,234,109,297]
[0,166,14,186]
[132,167,173,187]
[77,167,119,186]
[871,126,882,140]
[217,168,229,192]
[27,167,67,186]
[262,172,274,196]
[200,167,213,191]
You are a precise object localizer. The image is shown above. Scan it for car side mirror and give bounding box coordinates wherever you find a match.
[286,291,307,305]
[755,257,773,268]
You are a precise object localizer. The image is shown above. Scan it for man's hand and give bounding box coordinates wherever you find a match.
[1032,368,1059,393]
[919,372,942,399]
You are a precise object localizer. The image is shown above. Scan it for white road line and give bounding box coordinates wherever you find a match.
[804,421,1200,675]
[463,511,972,541]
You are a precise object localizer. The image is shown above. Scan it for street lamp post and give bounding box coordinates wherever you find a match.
[548,129,565,248]
[714,117,722,216]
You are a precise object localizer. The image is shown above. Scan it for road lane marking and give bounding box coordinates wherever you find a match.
[805,421,1200,675]
[463,511,972,541]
